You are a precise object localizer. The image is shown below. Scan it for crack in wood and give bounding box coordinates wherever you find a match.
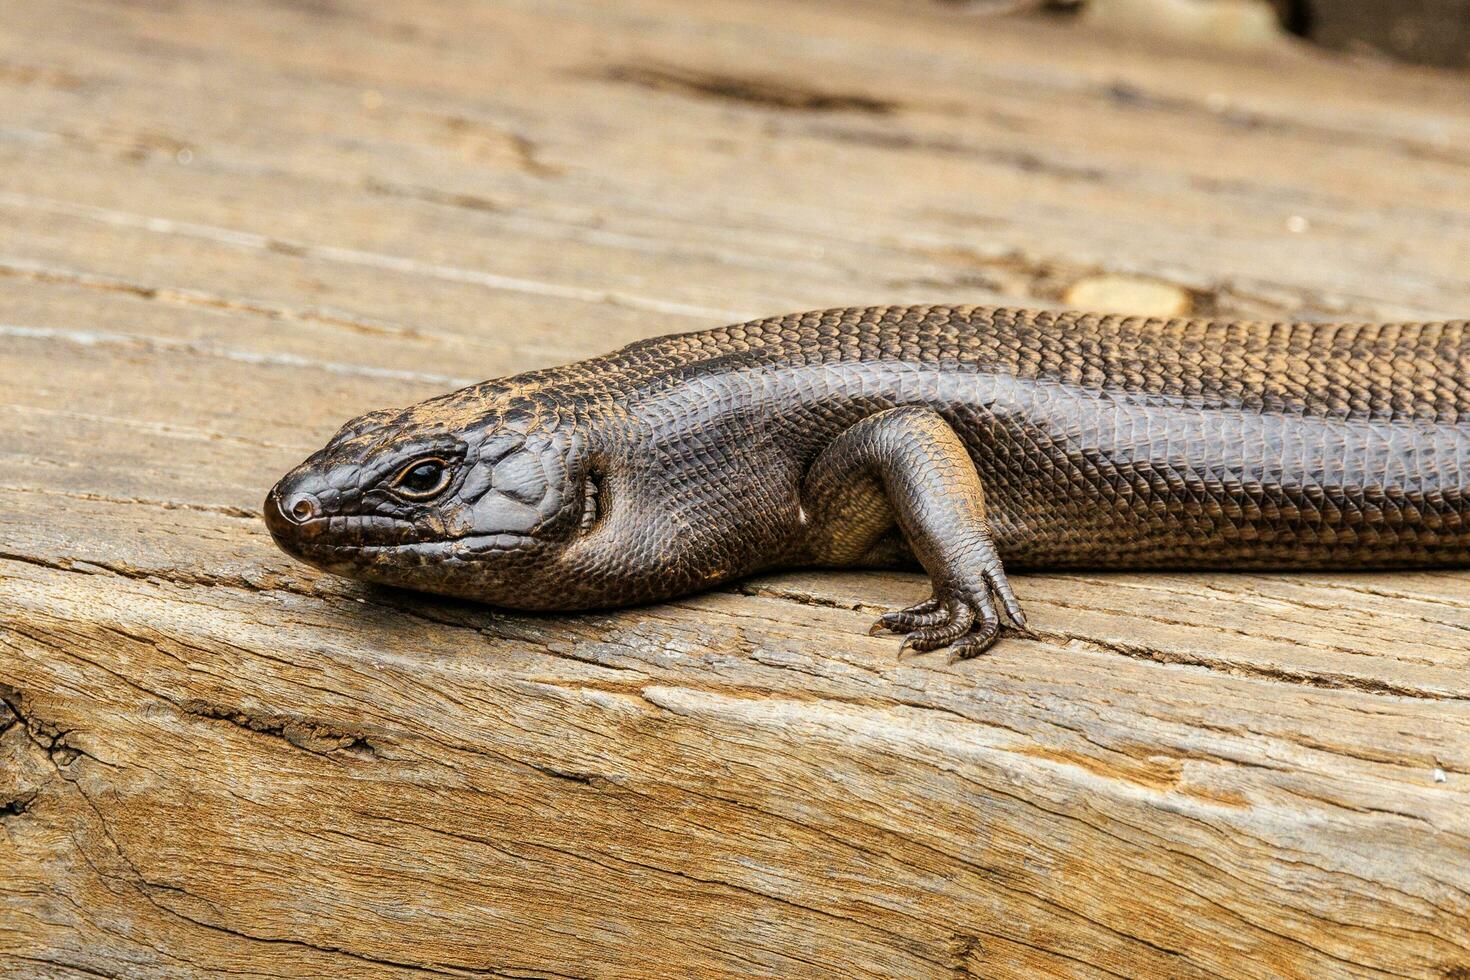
[179,699,380,760]
[523,761,600,785]
[728,576,1470,702]
[1098,78,1470,168]
[601,62,897,115]
[0,256,427,342]
[0,191,748,322]
[0,400,314,452]
[0,789,37,820]
[0,550,316,600]
[362,176,507,214]
[0,682,106,771]
[0,483,259,520]
[9,546,1468,707]
[65,774,503,978]
[803,120,1110,183]
[0,322,476,387]
[1029,624,1470,702]
[0,678,505,976]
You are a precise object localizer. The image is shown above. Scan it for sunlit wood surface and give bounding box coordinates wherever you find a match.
[2,1,1469,976]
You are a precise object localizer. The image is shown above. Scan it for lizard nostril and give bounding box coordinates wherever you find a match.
[284,493,320,523]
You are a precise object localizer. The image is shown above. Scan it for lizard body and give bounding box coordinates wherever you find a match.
[265,306,1470,657]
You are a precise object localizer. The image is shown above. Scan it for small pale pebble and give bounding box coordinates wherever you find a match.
[1064,274,1191,318]
[1433,767,1447,784]
[1286,215,1310,234]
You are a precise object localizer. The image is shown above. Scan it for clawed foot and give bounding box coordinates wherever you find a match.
[870,570,1027,661]
[799,406,1031,662]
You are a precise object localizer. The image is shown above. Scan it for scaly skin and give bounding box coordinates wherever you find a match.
[264,306,1470,658]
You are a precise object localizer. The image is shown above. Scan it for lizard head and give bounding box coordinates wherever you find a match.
[263,395,605,608]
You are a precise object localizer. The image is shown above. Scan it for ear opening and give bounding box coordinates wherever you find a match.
[579,469,603,532]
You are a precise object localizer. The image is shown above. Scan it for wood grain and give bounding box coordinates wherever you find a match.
[1,0,1469,976]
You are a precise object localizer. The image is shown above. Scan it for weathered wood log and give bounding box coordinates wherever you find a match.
[2,0,1469,976]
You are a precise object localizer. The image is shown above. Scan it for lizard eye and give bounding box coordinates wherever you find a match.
[390,457,451,500]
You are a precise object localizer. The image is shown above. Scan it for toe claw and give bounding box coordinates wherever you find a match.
[904,625,948,653]
[878,576,1024,661]
[945,644,981,664]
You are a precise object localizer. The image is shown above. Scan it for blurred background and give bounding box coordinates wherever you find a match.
[6,0,1470,405]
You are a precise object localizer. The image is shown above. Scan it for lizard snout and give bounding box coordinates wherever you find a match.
[263,484,327,545]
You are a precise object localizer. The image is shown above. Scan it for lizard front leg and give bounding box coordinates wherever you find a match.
[801,406,1026,659]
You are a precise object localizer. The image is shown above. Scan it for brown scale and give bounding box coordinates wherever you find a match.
[264,306,1470,659]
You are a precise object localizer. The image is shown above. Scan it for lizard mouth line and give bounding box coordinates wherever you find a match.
[317,530,540,557]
